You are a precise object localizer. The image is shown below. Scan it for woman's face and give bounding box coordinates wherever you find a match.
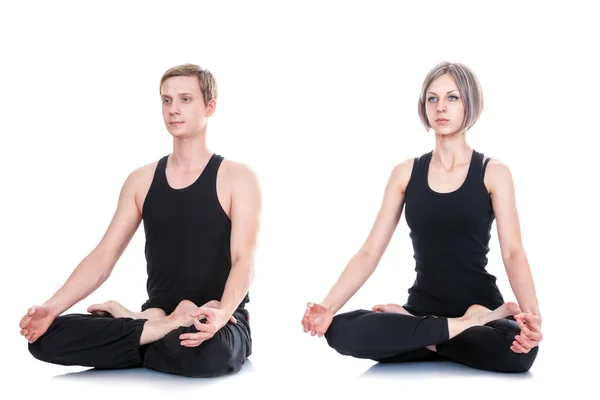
[425,73,465,135]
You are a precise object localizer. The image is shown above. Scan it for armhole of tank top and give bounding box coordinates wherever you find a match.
[141,157,167,217]
[212,156,232,222]
[404,157,419,196]
[482,156,493,196]
[482,156,492,178]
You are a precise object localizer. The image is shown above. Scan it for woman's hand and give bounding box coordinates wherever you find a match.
[511,313,543,353]
[301,302,334,337]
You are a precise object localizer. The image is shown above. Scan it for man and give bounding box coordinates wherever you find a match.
[18,64,262,378]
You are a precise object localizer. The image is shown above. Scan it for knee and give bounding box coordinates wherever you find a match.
[180,339,239,378]
[28,338,49,362]
[324,314,345,348]
[324,312,362,354]
[503,346,539,373]
[485,319,539,373]
[27,325,59,363]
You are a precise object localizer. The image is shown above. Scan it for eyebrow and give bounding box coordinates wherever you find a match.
[161,93,194,98]
[427,90,459,95]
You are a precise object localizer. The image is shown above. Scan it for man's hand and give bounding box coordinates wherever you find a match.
[511,312,543,353]
[19,305,56,344]
[179,304,236,347]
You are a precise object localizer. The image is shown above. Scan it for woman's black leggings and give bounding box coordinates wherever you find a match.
[324,309,538,373]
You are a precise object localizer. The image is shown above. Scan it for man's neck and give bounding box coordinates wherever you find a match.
[170,135,212,169]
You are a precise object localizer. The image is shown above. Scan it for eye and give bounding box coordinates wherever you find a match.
[162,98,170,104]
[183,97,190,102]
[427,97,437,103]
[449,95,459,101]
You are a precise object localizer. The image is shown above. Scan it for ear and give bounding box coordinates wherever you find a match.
[206,98,217,117]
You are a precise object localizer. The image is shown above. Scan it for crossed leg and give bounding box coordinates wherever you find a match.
[28,299,252,377]
[324,302,536,372]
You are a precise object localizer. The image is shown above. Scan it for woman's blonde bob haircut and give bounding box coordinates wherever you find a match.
[417,61,484,134]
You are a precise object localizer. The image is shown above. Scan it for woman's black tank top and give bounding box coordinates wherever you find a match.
[402,149,504,317]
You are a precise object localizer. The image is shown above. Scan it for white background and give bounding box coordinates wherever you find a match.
[1,0,598,398]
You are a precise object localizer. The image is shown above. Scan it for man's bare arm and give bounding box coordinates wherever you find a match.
[219,163,262,318]
[42,169,145,317]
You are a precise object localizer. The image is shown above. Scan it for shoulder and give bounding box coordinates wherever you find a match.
[127,160,160,187]
[220,159,261,191]
[390,157,416,193]
[220,159,258,180]
[483,158,514,193]
[117,160,160,201]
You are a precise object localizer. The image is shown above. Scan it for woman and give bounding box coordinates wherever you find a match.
[301,61,543,373]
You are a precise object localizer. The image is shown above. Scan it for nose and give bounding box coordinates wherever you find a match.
[436,99,446,113]
[168,102,180,116]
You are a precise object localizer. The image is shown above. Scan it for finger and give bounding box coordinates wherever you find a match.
[21,328,29,336]
[520,319,543,341]
[179,332,214,341]
[303,308,312,319]
[28,307,36,316]
[301,315,309,328]
[511,340,529,353]
[229,316,237,324]
[515,335,533,350]
[193,319,218,333]
[29,332,39,343]
[510,344,523,353]
[181,340,205,347]
[19,316,31,329]
[515,313,541,331]
[516,319,543,342]
[191,307,215,318]
[305,321,314,333]
[520,313,541,328]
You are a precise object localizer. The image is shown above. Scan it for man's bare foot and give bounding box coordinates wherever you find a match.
[169,300,199,328]
[372,303,414,316]
[88,300,133,318]
[88,301,167,320]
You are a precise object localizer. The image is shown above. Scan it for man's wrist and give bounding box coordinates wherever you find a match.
[42,301,61,319]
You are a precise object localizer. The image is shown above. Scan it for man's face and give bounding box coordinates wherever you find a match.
[160,76,215,138]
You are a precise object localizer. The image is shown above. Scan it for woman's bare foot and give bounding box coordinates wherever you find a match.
[447,302,520,339]
[462,302,520,326]
[372,303,414,316]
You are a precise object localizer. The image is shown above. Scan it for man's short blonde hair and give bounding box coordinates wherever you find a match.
[159,63,217,105]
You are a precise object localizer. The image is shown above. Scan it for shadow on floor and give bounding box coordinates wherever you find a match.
[52,358,254,386]
[361,360,533,380]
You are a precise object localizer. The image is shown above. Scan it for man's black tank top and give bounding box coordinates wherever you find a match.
[402,149,504,318]
[140,153,249,314]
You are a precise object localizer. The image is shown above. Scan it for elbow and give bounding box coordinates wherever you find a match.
[501,246,525,264]
[356,247,379,272]
[231,252,255,276]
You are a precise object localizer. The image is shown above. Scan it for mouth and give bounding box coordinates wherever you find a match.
[436,118,449,123]
[170,121,184,126]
